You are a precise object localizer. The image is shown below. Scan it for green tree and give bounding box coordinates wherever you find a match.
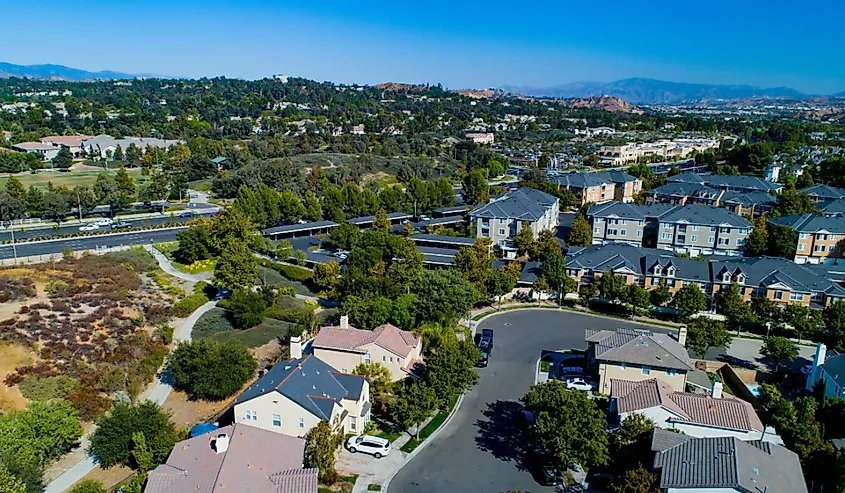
[512,222,536,257]
[745,215,769,256]
[541,251,575,305]
[214,239,258,289]
[130,432,154,473]
[43,191,70,222]
[114,166,136,197]
[612,466,661,493]
[229,288,268,329]
[69,480,108,493]
[423,339,481,401]
[650,280,672,306]
[25,185,44,215]
[175,223,212,263]
[579,283,597,305]
[328,223,361,250]
[454,237,493,299]
[686,317,733,357]
[615,414,655,450]
[716,282,752,325]
[0,463,26,493]
[313,260,342,293]
[343,295,393,330]
[672,283,707,316]
[767,224,798,259]
[410,269,476,324]
[751,296,779,324]
[596,272,627,302]
[166,339,257,400]
[303,190,322,222]
[392,383,438,440]
[294,249,307,266]
[625,284,650,312]
[303,420,342,485]
[278,189,306,223]
[521,380,609,471]
[771,183,817,218]
[761,336,799,371]
[90,401,177,469]
[532,276,550,305]
[491,267,518,308]
[390,293,417,330]
[566,213,593,247]
[52,147,73,169]
[532,229,562,261]
[785,303,824,343]
[5,176,26,201]
[372,208,391,232]
[823,299,845,351]
[352,362,393,397]
[113,145,124,161]
[125,143,142,165]
[462,169,489,205]
[275,239,294,260]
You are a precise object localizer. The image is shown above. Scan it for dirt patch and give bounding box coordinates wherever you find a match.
[78,464,135,490]
[0,344,36,411]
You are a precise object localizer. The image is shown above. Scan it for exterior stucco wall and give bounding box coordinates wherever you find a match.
[234,391,329,438]
[598,362,687,394]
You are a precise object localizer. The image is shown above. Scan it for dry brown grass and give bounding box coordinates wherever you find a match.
[0,344,36,411]
[162,390,235,430]
[78,464,135,490]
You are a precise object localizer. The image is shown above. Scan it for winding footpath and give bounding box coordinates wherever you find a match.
[43,248,215,493]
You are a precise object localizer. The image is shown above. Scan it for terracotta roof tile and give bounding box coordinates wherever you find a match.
[313,324,418,358]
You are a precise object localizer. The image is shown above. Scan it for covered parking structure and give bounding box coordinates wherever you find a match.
[434,205,469,217]
[417,215,465,230]
[261,220,338,240]
[347,212,412,228]
[409,234,477,250]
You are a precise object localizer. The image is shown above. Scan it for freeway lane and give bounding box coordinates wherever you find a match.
[0,228,184,259]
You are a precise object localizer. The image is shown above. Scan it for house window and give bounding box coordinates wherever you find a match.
[710,226,717,232]
[692,225,698,231]
[364,353,371,364]
[691,235,697,242]
[798,244,806,251]
[389,357,394,363]
[272,414,281,427]
[620,229,626,236]
[667,369,677,376]
[819,234,827,240]
[662,233,671,240]
[790,292,803,301]
[677,235,686,244]
[830,245,836,252]
[621,219,627,225]
[799,233,808,239]
[245,410,257,421]
[351,417,357,432]
[815,245,824,252]
[299,418,305,429]
[718,238,729,246]
[637,231,642,237]
[594,227,601,233]
[737,238,745,246]
[642,365,651,375]
[383,356,386,362]
[498,229,505,236]
[775,291,783,300]
[678,225,687,233]
[739,228,748,234]
[708,236,715,243]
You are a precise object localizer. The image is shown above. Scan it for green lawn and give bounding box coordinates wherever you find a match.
[400,395,458,453]
[0,168,144,191]
[194,308,299,348]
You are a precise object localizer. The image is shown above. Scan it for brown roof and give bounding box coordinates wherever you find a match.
[313,323,419,358]
[611,378,764,432]
[145,423,315,493]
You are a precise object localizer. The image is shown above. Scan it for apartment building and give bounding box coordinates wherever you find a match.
[818,198,845,217]
[647,183,775,217]
[596,139,720,166]
[769,213,845,264]
[667,172,781,194]
[800,184,845,203]
[466,132,494,145]
[550,171,642,205]
[469,188,559,247]
[588,202,676,247]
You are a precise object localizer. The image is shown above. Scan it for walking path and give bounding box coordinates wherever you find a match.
[143,244,211,282]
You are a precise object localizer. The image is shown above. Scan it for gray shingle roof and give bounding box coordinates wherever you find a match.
[470,188,558,221]
[818,198,845,216]
[820,353,845,388]
[769,213,845,234]
[648,182,723,200]
[550,171,638,188]
[666,171,706,184]
[652,429,807,492]
[720,190,777,208]
[704,174,781,193]
[800,184,845,200]
[587,202,677,220]
[658,205,752,228]
[235,355,365,421]
[714,256,845,297]
[586,327,693,371]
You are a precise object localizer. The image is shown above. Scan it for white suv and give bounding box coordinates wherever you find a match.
[96,218,113,227]
[346,435,391,458]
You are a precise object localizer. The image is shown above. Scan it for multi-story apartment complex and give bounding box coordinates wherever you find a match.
[588,202,751,256]
[550,171,642,205]
[799,184,845,203]
[667,172,781,194]
[647,174,778,217]
[596,139,720,166]
[769,214,845,264]
[469,188,559,247]
[564,243,845,307]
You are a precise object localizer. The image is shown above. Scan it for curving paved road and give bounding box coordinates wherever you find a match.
[389,309,673,493]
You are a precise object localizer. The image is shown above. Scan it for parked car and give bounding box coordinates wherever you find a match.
[111,221,132,229]
[79,224,99,232]
[346,435,390,458]
[96,218,113,227]
[541,464,563,486]
[418,215,432,222]
[476,329,494,368]
[333,250,349,259]
[565,377,596,392]
[178,211,194,218]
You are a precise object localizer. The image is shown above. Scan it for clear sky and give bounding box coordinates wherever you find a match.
[3,0,844,94]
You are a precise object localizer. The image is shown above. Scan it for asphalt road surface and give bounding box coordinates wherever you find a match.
[389,309,674,493]
[0,228,184,259]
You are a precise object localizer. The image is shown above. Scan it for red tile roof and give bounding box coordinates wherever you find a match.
[313,323,419,358]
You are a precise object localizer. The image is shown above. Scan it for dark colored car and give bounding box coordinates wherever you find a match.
[111,221,132,229]
[476,330,493,367]
[541,465,563,486]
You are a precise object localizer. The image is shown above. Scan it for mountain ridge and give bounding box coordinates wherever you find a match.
[0,62,146,81]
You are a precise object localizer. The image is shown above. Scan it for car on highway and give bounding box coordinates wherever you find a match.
[564,377,596,392]
[111,221,132,229]
[346,435,390,458]
[96,218,113,227]
[79,224,99,232]
[178,211,194,218]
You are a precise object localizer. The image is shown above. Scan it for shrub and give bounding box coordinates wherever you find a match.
[69,480,108,493]
[66,388,112,421]
[90,401,177,469]
[166,339,257,400]
[173,292,209,317]
[156,325,174,345]
[44,280,69,295]
[193,280,218,299]
[19,375,79,401]
[102,248,158,273]
[259,259,313,282]
[208,318,298,348]
[230,289,268,329]
[144,304,173,325]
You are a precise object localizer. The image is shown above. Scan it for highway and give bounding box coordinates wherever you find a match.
[0,228,184,260]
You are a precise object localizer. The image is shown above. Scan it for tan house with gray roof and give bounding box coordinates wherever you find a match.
[586,328,693,393]
[312,316,423,381]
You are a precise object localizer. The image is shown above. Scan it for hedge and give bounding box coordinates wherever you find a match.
[258,258,313,282]
[174,292,210,317]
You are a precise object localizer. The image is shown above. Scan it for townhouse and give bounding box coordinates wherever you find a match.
[769,213,845,264]
[647,172,779,216]
[549,171,642,205]
[588,202,751,256]
[469,188,559,247]
[564,243,845,307]
[799,184,845,203]
[667,172,781,195]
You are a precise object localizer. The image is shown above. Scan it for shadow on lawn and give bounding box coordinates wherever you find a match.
[474,400,531,471]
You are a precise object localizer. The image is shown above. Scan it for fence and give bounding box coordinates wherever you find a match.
[0,245,131,267]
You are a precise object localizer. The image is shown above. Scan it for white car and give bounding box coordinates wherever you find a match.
[565,377,596,392]
[418,215,432,222]
[334,250,349,259]
[96,218,113,227]
[79,224,99,232]
[346,435,390,458]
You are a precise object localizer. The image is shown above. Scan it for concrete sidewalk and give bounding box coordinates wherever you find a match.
[144,244,211,283]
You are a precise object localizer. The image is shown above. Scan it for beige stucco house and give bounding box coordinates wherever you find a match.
[586,327,693,394]
[312,317,423,381]
[233,353,370,437]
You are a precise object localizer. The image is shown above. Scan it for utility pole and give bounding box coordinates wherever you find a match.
[76,190,82,222]
[10,228,17,264]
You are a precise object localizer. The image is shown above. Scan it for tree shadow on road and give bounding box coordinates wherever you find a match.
[474,400,531,471]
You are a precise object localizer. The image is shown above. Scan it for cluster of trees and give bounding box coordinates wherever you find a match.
[453,238,525,305]
[166,339,257,400]
[744,216,800,259]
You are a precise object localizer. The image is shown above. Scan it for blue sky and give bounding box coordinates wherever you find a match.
[3,0,844,94]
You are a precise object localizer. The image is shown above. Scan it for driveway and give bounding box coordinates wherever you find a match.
[389,309,673,493]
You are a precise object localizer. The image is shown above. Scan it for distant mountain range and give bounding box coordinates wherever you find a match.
[500,78,816,104]
[0,62,145,81]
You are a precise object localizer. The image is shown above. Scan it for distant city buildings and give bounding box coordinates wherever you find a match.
[466,132,494,145]
[596,139,720,165]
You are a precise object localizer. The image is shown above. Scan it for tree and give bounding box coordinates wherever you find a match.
[686,317,733,357]
[175,224,212,264]
[454,237,493,299]
[521,380,609,470]
[166,339,257,400]
[0,463,25,493]
[823,299,845,351]
[391,383,438,439]
[462,169,489,205]
[328,222,361,250]
[751,296,779,324]
[625,284,650,312]
[410,269,476,324]
[532,276,550,305]
[294,249,307,266]
[532,229,561,261]
[229,288,268,329]
[541,251,575,305]
[491,267,518,308]
[43,191,70,222]
[275,239,294,260]
[716,282,752,325]
[650,280,672,306]
[25,185,44,215]
[512,222,535,257]
[768,224,798,259]
[372,208,391,232]
[761,336,799,371]
[771,183,817,218]
[115,166,136,197]
[785,303,823,344]
[113,145,124,161]
[745,215,769,257]
[352,362,393,397]
[69,480,108,493]
[131,432,154,473]
[612,466,660,493]
[214,239,258,289]
[423,339,481,401]
[125,142,142,166]
[303,420,342,485]
[304,190,322,222]
[5,176,26,201]
[0,191,24,223]
[615,414,655,450]
[52,147,73,169]
[567,213,592,247]
[313,260,341,292]
[90,401,177,469]
[596,272,627,302]
[579,283,597,305]
[672,284,707,316]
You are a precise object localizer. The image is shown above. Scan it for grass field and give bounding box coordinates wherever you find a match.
[193,308,299,348]
[0,168,144,190]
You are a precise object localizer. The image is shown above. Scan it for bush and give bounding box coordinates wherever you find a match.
[193,280,217,299]
[173,292,209,317]
[192,308,236,339]
[66,387,112,422]
[69,480,108,493]
[208,318,298,348]
[156,325,174,345]
[44,280,69,295]
[144,304,173,325]
[166,339,257,400]
[102,248,158,273]
[19,375,78,401]
[230,289,269,329]
[368,485,382,491]
[90,401,177,469]
[259,259,313,282]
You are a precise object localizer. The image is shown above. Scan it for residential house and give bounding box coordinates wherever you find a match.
[312,316,423,381]
[769,214,845,264]
[145,423,317,493]
[610,378,781,443]
[550,171,642,205]
[469,188,559,247]
[817,198,845,217]
[466,132,494,145]
[233,351,370,437]
[651,429,807,493]
[80,134,183,160]
[805,343,845,399]
[585,328,693,394]
[11,141,60,161]
[800,184,845,203]
[40,135,90,158]
[719,190,776,216]
[655,205,751,256]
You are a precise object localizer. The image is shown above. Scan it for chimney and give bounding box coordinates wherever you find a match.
[290,336,302,360]
[214,433,229,454]
[711,380,723,399]
[806,343,827,392]
[677,325,687,347]
[340,315,349,329]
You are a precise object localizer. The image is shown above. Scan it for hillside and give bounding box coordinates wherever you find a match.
[0,62,140,81]
[501,78,808,104]
[556,95,641,113]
